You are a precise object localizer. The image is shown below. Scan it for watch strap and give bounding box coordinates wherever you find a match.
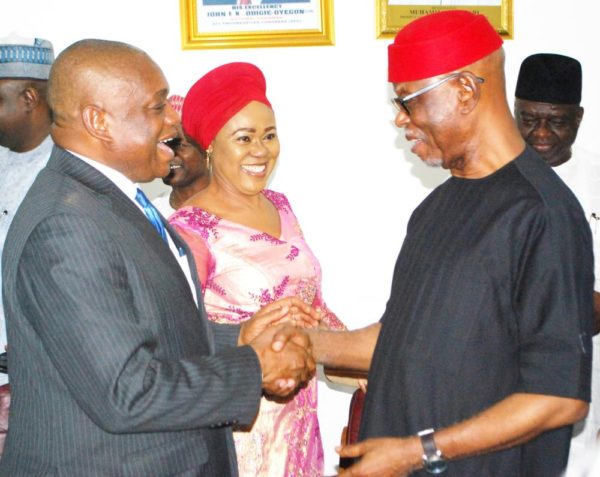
[418,428,448,474]
[418,428,438,458]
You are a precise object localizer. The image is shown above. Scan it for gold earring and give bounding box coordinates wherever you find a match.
[206,148,213,173]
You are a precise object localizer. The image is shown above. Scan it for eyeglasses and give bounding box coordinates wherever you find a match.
[391,72,485,116]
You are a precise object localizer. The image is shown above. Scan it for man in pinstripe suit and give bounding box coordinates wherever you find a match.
[0,39,315,476]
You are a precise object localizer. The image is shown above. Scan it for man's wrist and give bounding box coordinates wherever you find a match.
[305,328,320,357]
[404,435,429,473]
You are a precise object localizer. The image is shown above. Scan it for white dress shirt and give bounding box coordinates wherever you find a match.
[559,147,600,477]
[72,152,198,305]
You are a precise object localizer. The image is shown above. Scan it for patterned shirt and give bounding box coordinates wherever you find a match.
[0,135,53,384]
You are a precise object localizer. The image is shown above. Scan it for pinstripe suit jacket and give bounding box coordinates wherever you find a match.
[0,146,262,476]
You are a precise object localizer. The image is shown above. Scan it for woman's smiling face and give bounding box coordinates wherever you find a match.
[209,101,279,197]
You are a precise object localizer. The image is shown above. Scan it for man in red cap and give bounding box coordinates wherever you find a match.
[306,10,593,477]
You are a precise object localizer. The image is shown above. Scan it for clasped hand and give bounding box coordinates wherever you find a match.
[241,297,320,397]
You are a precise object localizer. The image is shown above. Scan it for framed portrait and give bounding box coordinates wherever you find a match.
[376,0,513,39]
[180,0,334,49]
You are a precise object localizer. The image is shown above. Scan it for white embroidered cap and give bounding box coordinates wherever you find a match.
[0,33,54,80]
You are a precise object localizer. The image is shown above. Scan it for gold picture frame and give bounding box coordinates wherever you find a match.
[376,0,513,39]
[180,0,334,50]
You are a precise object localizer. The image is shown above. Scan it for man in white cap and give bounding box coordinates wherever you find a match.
[0,34,54,454]
[0,32,54,455]
[0,35,54,364]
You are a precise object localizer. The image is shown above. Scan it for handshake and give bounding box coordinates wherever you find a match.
[239,297,320,397]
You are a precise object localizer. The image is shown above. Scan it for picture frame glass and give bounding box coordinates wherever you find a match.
[377,0,513,39]
[181,0,334,49]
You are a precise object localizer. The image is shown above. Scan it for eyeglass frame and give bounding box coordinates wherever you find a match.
[391,72,485,116]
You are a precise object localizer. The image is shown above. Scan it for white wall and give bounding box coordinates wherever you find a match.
[2,1,598,474]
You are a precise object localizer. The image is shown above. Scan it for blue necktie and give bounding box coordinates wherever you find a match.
[135,188,168,243]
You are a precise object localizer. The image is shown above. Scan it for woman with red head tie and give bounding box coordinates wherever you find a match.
[169,62,346,476]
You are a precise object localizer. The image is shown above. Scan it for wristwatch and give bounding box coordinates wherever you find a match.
[417,428,448,474]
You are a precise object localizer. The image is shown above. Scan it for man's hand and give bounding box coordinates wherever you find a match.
[239,297,321,346]
[270,322,313,353]
[335,393,589,477]
[249,324,315,397]
[336,437,422,477]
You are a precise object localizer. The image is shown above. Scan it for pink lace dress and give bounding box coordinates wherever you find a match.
[170,190,344,477]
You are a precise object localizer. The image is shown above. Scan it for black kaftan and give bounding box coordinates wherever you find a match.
[360,147,593,477]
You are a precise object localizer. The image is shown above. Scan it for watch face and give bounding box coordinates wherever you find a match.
[425,458,448,474]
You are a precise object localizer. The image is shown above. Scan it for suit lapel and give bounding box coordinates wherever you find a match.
[48,147,211,339]
[164,219,214,353]
[49,147,171,260]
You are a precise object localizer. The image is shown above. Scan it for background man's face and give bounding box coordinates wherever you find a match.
[0,79,30,152]
[162,125,207,187]
[514,98,583,167]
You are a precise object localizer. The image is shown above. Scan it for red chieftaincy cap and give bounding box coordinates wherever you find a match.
[182,62,272,150]
[388,10,503,83]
